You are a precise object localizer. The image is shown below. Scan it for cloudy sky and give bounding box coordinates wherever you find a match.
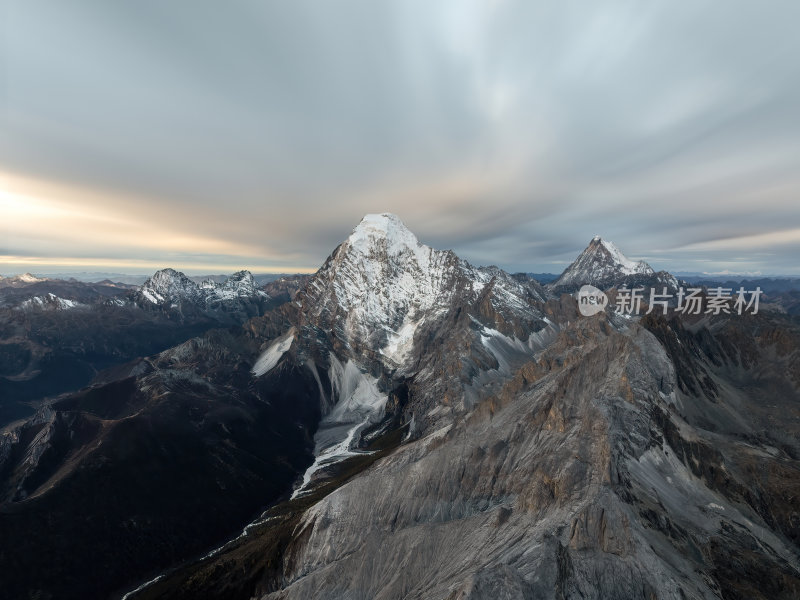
[2,0,800,276]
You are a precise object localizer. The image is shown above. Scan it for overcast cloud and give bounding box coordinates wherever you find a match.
[2,0,800,275]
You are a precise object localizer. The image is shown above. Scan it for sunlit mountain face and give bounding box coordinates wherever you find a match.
[3,1,800,599]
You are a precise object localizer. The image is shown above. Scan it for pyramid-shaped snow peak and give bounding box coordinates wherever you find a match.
[139,268,199,304]
[298,213,546,369]
[343,213,430,264]
[304,213,450,319]
[552,237,654,291]
[590,237,653,276]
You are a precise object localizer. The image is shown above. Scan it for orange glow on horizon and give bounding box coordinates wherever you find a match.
[0,171,315,274]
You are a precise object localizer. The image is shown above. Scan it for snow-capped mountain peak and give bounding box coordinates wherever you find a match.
[224,269,255,287]
[0,273,49,288]
[138,268,266,305]
[551,237,655,291]
[20,293,83,311]
[18,273,45,283]
[135,268,269,322]
[298,214,546,376]
[219,269,257,294]
[139,268,199,304]
[594,237,652,276]
[344,213,431,265]
[302,214,452,337]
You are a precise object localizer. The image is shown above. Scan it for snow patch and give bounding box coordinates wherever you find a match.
[347,213,430,266]
[291,354,387,499]
[380,319,419,365]
[326,354,386,423]
[477,321,557,374]
[480,326,531,374]
[305,360,329,412]
[252,329,295,376]
[599,239,651,276]
[20,293,83,311]
[141,288,163,304]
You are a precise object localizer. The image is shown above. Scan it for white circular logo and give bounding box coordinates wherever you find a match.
[576,284,608,316]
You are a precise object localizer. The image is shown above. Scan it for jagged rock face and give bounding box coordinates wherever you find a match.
[138,268,202,305]
[554,236,653,288]
[549,237,678,294]
[257,317,681,599]
[218,269,259,295]
[291,213,550,438]
[133,304,800,600]
[298,213,463,363]
[135,268,270,323]
[261,274,311,302]
[296,213,547,376]
[240,215,552,500]
[251,311,800,600]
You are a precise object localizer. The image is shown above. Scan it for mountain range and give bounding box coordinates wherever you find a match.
[0,269,304,428]
[1,214,798,599]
